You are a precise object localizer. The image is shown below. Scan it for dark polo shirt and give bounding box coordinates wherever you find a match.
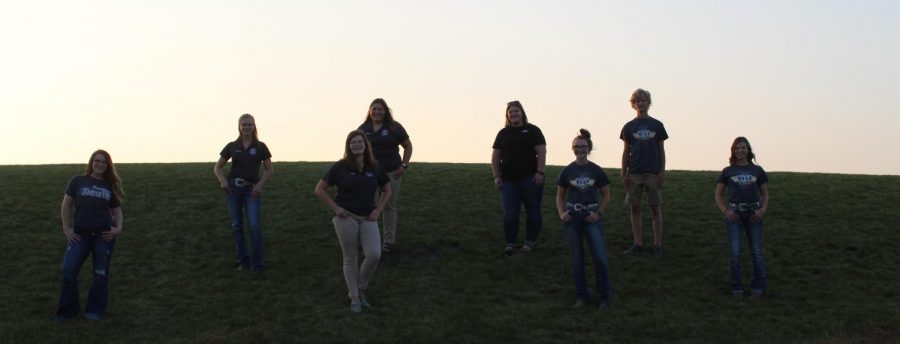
[492,123,546,180]
[358,121,410,172]
[322,161,389,217]
[220,140,272,183]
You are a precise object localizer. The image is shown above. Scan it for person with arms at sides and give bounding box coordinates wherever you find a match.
[620,88,669,256]
[715,136,769,301]
[314,130,391,313]
[214,113,273,272]
[55,149,125,323]
[358,98,412,253]
[491,100,547,255]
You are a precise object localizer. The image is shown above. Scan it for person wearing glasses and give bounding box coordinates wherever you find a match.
[54,150,125,322]
[315,130,391,313]
[214,113,273,272]
[556,129,612,309]
[491,100,547,254]
[715,136,769,301]
[358,98,412,253]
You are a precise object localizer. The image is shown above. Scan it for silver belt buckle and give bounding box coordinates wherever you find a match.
[234,178,248,187]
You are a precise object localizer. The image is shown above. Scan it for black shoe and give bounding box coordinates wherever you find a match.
[653,245,663,256]
[623,244,643,254]
[382,242,392,253]
[504,244,515,255]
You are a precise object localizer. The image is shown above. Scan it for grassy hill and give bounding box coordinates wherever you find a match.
[1,162,898,343]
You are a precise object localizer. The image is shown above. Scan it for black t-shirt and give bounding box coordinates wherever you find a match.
[220,140,272,182]
[557,161,610,205]
[717,164,768,204]
[359,121,410,172]
[620,116,668,174]
[492,123,546,180]
[65,175,121,231]
[322,161,390,216]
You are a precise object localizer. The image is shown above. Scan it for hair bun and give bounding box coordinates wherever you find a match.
[578,128,591,138]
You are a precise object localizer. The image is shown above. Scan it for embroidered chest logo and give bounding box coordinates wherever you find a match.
[730,174,758,186]
[569,176,596,190]
[365,171,375,177]
[632,129,657,141]
[249,148,257,155]
[381,129,388,136]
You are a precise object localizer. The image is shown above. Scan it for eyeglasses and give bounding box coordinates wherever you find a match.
[572,145,589,149]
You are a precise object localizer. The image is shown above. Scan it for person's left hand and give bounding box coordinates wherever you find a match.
[533,173,544,186]
[102,226,122,242]
[394,166,406,178]
[750,208,766,223]
[251,185,262,199]
[367,208,383,221]
[585,211,602,223]
[657,172,666,188]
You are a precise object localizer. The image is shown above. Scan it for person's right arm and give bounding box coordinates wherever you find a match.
[715,183,738,222]
[621,141,631,187]
[213,156,230,193]
[60,195,80,243]
[314,180,348,218]
[556,186,571,222]
[491,149,503,190]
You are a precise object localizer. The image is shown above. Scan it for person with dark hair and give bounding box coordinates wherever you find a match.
[54,149,125,322]
[620,88,669,256]
[314,130,391,313]
[715,137,769,301]
[491,100,547,254]
[214,114,273,272]
[358,98,412,253]
[556,129,612,309]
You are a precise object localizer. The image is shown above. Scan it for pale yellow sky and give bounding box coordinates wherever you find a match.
[2,0,898,175]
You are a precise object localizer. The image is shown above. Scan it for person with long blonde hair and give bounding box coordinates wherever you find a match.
[54,149,125,322]
[214,113,273,272]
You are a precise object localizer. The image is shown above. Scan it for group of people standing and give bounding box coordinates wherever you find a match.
[53,89,770,321]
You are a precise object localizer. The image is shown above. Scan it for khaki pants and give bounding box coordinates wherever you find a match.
[333,214,382,297]
[378,171,403,244]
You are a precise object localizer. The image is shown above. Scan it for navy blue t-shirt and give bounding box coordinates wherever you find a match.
[492,123,547,180]
[359,121,410,172]
[322,161,390,216]
[717,164,768,204]
[65,176,121,231]
[558,161,610,206]
[220,140,272,182]
[620,116,668,174]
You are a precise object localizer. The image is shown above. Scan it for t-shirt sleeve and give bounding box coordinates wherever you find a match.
[532,125,547,145]
[394,122,410,142]
[258,142,272,160]
[109,192,121,208]
[757,166,769,185]
[65,176,79,197]
[619,123,629,142]
[717,167,729,185]
[656,121,669,141]
[557,168,569,188]
[220,142,233,159]
[492,129,504,149]
[597,167,611,187]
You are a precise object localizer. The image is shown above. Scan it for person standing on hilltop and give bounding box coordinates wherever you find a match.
[358,98,412,253]
[214,113,273,272]
[620,89,669,256]
[54,149,125,323]
[491,100,547,254]
[715,136,769,301]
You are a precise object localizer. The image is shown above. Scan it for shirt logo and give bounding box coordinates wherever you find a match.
[569,176,596,190]
[730,174,757,186]
[520,129,529,133]
[381,129,388,136]
[249,148,257,155]
[365,172,374,177]
[632,129,656,141]
[80,185,112,201]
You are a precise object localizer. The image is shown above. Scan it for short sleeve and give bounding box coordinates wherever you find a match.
[656,120,669,141]
[557,168,569,188]
[596,166,611,187]
[717,167,730,185]
[531,125,546,145]
[65,176,79,197]
[394,122,410,142]
[322,163,340,185]
[377,168,390,186]
[109,191,121,208]
[619,123,629,142]
[492,129,504,149]
[757,166,769,185]
[257,142,272,160]
[220,142,233,159]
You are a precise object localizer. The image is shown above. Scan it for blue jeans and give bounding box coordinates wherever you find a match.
[501,174,544,245]
[726,215,766,291]
[56,233,115,317]
[227,181,263,270]
[563,213,611,302]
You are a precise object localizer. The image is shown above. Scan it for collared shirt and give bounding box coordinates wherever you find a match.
[322,161,390,216]
[358,121,410,172]
[220,140,272,183]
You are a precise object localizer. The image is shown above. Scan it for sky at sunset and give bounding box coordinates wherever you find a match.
[3,0,898,175]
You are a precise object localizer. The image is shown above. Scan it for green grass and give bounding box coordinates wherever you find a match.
[1,163,898,343]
